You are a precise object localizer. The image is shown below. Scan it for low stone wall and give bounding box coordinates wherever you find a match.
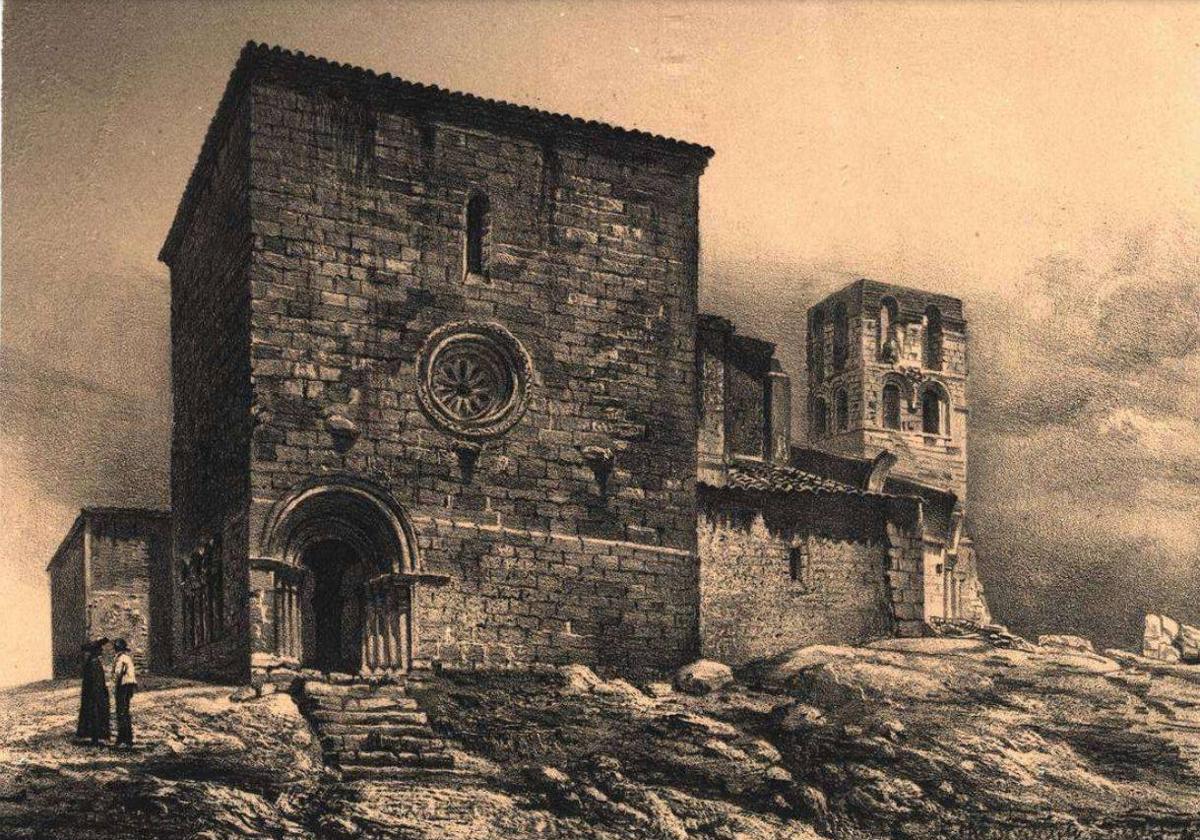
[698,512,894,666]
[413,518,699,673]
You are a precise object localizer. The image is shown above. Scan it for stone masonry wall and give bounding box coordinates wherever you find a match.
[411,517,697,671]
[698,511,894,666]
[167,87,255,683]
[240,64,704,671]
[87,513,170,672]
[885,522,926,636]
[49,532,86,679]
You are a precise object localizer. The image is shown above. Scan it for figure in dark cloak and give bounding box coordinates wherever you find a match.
[76,638,111,744]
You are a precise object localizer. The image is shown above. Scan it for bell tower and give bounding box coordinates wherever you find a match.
[805,279,969,504]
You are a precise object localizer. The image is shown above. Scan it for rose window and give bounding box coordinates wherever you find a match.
[416,321,533,439]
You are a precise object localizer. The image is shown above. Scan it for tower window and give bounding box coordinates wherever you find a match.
[466,193,490,275]
[878,297,901,362]
[922,385,949,436]
[924,305,943,370]
[832,302,849,372]
[835,388,849,432]
[882,383,902,430]
[811,397,828,438]
[809,308,826,381]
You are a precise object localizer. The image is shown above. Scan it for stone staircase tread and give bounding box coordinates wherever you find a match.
[309,710,427,724]
[319,734,440,752]
[297,678,454,777]
[317,722,433,737]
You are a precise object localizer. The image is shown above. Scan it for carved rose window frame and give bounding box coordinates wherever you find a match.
[415,320,534,441]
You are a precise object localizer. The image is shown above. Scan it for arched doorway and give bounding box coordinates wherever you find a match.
[260,477,419,676]
[300,539,368,674]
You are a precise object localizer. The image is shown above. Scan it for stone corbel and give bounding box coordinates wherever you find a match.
[325,412,360,452]
[581,445,614,494]
[452,439,483,482]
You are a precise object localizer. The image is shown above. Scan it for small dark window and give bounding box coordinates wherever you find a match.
[924,305,943,370]
[922,387,945,435]
[882,383,902,430]
[811,398,828,438]
[466,193,490,275]
[789,545,810,590]
[835,388,849,432]
[832,302,849,371]
[809,309,826,381]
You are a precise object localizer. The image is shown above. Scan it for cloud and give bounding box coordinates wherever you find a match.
[1097,409,1200,464]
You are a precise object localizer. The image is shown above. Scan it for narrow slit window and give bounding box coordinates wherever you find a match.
[789,545,810,590]
[812,398,828,438]
[835,388,849,432]
[466,193,490,275]
[832,302,849,371]
[809,309,826,380]
[882,383,902,430]
[922,387,948,435]
[879,296,901,362]
[924,305,943,370]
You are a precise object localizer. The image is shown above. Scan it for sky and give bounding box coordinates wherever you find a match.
[3,0,1199,686]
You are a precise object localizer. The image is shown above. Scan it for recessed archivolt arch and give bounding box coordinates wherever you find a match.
[259,475,419,573]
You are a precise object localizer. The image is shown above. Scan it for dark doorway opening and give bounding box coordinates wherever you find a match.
[300,539,366,674]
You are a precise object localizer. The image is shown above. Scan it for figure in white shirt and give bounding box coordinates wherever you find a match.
[111,638,138,748]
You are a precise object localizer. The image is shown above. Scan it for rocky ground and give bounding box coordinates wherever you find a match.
[4,631,1200,839]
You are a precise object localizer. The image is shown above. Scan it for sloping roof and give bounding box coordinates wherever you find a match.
[718,458,885,499]
[789,446,878,489]
[46,508,170,572]
[161,42,715,263]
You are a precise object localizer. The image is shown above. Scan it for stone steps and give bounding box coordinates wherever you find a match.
[295,678,454,780]
[311,709,429,726]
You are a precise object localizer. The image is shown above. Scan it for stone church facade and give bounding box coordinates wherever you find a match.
[140,43,990,683]
[160,44,711,682]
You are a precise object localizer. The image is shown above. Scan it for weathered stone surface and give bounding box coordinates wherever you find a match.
[673,659,734,695]
[1142,613,1200,663]
[642,681,674,698]
[698,512,899,666]
[1037,634,1095,653]
[47,509,170,679]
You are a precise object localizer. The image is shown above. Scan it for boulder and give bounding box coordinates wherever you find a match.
[673,659,733,695]
[642,681,674,699]
[560,664,603,693]
[1142,613,1199,662]
[1038,634,1095,654]
[230,685,258,703]
[1178,624,1200,663]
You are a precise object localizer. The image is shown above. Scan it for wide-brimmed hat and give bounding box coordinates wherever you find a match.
[112,638,129,653]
